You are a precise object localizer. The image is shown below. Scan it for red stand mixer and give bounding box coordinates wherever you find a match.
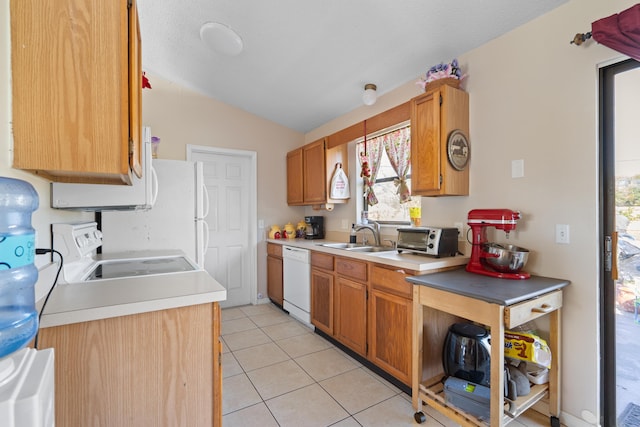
[466,209,531,280]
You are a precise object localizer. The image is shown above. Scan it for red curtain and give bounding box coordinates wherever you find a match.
[592,4,640,61]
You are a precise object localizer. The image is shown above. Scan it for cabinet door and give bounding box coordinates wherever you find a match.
[128,0,142,178]
[287,148,304,205]
[311,268,334,335]
[411,90,442,194]
[369,290,412,385]
[212,302,222,427]
[303,139,327,204]
[267,255,283,306]
[335,277,367,355]
[411,85,469,196]
[10,0,139,185]
[37,304,215,426]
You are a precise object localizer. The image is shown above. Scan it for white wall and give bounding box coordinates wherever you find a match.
[304,0,637,424]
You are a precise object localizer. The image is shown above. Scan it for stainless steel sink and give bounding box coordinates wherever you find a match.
[317,243,369,249]
[317,243,396,253]
[347,246,396,253]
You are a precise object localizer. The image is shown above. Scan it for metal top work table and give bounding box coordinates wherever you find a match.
[407,268,570,426]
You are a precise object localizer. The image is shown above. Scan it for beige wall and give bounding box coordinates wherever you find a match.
[304,0,636,424]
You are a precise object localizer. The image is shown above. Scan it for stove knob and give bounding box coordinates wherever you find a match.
[93,230,103,240]
[76,236,88,248]
[429,233,435,240]
[428,243,434,249]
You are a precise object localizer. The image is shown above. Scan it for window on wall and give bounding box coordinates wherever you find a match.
[356,122,420,223]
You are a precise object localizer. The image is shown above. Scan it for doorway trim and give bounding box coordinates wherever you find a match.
[187,144,258,305]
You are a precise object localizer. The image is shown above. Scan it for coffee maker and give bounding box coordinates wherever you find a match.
[304,216,324,240]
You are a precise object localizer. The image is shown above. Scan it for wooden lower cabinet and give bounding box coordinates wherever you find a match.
[311,268,334,335]
[369,265,414,386]
[369,289,412,385]
[38,302,222,427]
[306,251,433,387]
[335,276,367,356]
[267,243,283,305]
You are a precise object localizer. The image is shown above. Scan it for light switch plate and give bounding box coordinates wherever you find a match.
[511,159,524,178]
[555,224,570,244]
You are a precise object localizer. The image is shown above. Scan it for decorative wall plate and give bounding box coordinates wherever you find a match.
[446,130,470,171]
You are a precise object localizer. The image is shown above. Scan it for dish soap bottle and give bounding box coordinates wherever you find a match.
[350,224,357,244]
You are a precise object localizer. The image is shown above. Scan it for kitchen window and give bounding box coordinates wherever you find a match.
[356,122,420,224]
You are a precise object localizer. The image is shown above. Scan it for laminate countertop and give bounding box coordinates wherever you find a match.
[267,238,469,272]
[40,266,227,328]
[407,267,570,305]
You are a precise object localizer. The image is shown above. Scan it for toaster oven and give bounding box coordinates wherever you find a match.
[396,227,459,257]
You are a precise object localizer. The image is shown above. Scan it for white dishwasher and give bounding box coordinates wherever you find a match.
[282,246,312,327]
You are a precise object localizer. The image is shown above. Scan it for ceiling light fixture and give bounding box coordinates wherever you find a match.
[200,22,244,56]
[362,83,377,106]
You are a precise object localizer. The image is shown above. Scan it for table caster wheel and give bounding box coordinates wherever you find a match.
[414,412,426,423]
[550,415,560,427]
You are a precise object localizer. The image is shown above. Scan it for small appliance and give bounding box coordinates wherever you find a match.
[396,227,458,257]
[443,376,491,421]
[304,216,324,240]
[442,322,491,387]
[466,209,531,279]
[50,127,156,211]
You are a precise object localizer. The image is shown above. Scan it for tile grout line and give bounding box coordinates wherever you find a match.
[222,306,446,426]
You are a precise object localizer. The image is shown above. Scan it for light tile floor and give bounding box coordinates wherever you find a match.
[222,303,556,427]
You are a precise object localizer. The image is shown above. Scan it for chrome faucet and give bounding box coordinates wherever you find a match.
[354,221,381,246]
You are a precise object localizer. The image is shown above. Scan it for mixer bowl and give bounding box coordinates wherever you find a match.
[481,243,529,273]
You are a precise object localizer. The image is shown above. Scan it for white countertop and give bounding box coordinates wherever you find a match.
[40,269,227,328]
[267,238,469,272]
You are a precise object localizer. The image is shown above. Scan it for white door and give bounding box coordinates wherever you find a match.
[188,146,257,308]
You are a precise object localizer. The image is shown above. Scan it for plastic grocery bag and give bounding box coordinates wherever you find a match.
[330,163,350,199]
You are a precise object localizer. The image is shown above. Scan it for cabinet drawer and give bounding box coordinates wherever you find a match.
[371,265,413,299]
[311,252,334,271]
[267,243,282,257]
[336,257,367,282]
[504,290,563,329]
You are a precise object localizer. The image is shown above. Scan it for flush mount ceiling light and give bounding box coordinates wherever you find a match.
[362,83,377,106]
[199,22,243,56]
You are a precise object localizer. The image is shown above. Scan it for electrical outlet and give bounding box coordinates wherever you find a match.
[555,224,570,244]
[454,222,464,239]
[341,219,349,230]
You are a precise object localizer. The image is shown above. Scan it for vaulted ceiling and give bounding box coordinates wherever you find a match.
[138,0,568,133]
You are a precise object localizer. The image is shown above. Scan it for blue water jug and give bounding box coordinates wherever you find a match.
[0,176,39,358]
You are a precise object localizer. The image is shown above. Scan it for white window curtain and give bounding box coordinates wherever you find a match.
[382,126,411,203]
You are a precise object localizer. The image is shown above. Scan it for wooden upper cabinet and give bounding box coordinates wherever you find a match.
[287,148,304,205]
[303,139,327,204]
[10,0,142,185]
[411,85,469,196]
[286,138,349,206]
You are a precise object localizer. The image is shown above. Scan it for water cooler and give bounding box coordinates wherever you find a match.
[0,177,55,426]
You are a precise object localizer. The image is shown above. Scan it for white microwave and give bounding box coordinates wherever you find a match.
[50,127,157,211]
